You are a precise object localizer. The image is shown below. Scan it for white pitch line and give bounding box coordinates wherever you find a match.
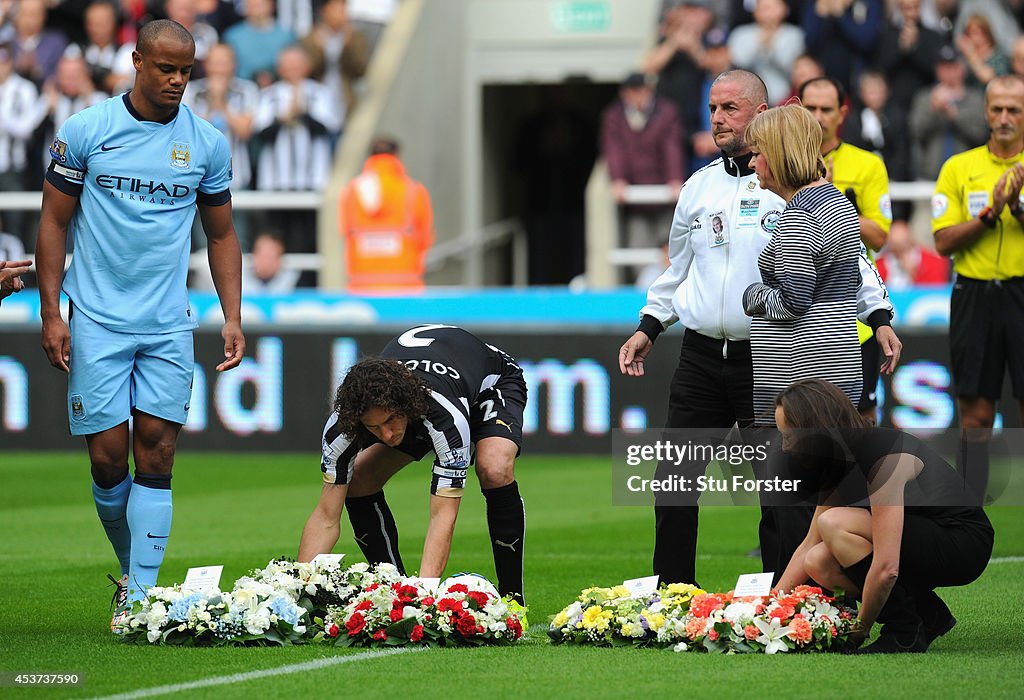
[89,647,426,700]
[990,556,1024,564]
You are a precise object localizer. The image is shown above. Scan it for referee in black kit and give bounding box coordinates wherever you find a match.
[618,70,901,586]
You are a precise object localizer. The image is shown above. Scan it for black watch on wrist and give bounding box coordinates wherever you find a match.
[979,206,998,228]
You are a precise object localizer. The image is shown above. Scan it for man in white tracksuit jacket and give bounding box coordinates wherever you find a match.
[618,70,902,586]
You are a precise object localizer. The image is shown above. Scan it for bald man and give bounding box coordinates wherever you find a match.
[36,19,245,631]
[618,69,900,587]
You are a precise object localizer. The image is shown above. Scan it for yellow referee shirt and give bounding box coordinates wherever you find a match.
[827,142,893,241]
[828,141,892,343]
[932,145,1024,280]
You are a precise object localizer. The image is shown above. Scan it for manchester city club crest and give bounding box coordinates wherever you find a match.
[70,393,85,419]
[760,210,781,233]
[170,142,191,169]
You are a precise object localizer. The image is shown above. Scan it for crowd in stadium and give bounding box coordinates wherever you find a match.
[0,0,395,259]
[606,0,1024,287]
[1,3,1014,656]
[644,0,1021,179]
[0,0,1021,285]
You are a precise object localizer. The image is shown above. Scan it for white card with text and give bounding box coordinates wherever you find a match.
[622,575,660,598]
[734,572,773,597]
[311,553,346,569]
[181,565,223,592]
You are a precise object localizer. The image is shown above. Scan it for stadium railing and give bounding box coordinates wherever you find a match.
[0,176,932,288]
[0,190,528,285]
[0,190,324,276]
[584,161,939,288]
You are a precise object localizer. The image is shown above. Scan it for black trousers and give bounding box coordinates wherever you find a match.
[842,512,993,634]
[653,330,816,585]
[757,444,818,584]
[654,330,755,584]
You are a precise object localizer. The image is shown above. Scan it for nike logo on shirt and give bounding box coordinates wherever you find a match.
[101,144,123,151]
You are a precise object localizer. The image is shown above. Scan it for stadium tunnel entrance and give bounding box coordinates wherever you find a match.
[482,81,618,286]
[353,0,663,288]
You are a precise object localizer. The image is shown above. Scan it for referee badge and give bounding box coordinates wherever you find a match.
[967,191,988,218]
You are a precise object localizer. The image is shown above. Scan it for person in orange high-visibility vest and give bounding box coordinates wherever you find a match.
[339,137,434,292]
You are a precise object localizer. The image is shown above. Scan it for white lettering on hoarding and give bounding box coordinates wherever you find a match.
[215,338,284,435]
[520,359,610,435]
[0,358,28,431]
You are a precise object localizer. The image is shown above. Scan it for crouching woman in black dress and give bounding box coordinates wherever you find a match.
[773,379,994,653]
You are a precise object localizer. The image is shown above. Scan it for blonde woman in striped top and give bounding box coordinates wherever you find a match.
[742,104,866,425]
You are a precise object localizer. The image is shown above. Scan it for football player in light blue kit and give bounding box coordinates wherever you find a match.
[35,19,246,631]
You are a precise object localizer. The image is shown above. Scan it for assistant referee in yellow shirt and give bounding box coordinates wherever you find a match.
[933,74,1024,504]
[800,76,893,422]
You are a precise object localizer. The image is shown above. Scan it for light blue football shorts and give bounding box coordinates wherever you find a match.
[68,308,194,435]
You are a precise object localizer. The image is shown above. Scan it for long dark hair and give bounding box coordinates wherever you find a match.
[774,379,871,431]
[774,380,870,497]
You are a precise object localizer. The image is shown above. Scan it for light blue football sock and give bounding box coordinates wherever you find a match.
[126,475,173,603]
[92,473,133,577]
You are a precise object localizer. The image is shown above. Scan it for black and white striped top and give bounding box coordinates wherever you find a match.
[253,79,342,191]
[0,73,39,174]
[743,183,862,424]
[320,325,523,495]
[276,0,316,37]
[34,90,108,174]
[185,77,260,189]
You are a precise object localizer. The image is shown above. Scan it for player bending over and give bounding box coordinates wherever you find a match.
[298,324,527,604]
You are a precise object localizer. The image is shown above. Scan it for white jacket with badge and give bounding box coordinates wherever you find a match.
[640,155,892,342]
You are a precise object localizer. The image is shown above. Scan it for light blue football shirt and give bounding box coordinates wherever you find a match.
[47,92,232,334]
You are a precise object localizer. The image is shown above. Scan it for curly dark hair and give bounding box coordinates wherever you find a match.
[333,357,430,443]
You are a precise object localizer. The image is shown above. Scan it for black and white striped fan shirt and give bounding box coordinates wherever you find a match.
[0,73,40,176]
[184,77,260,189]
[253,78,341,191]
[34,90,108,173]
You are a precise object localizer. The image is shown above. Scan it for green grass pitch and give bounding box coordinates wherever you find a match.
[1,452,1022,699]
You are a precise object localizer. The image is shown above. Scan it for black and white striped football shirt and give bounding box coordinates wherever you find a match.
[320,325,523,495]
